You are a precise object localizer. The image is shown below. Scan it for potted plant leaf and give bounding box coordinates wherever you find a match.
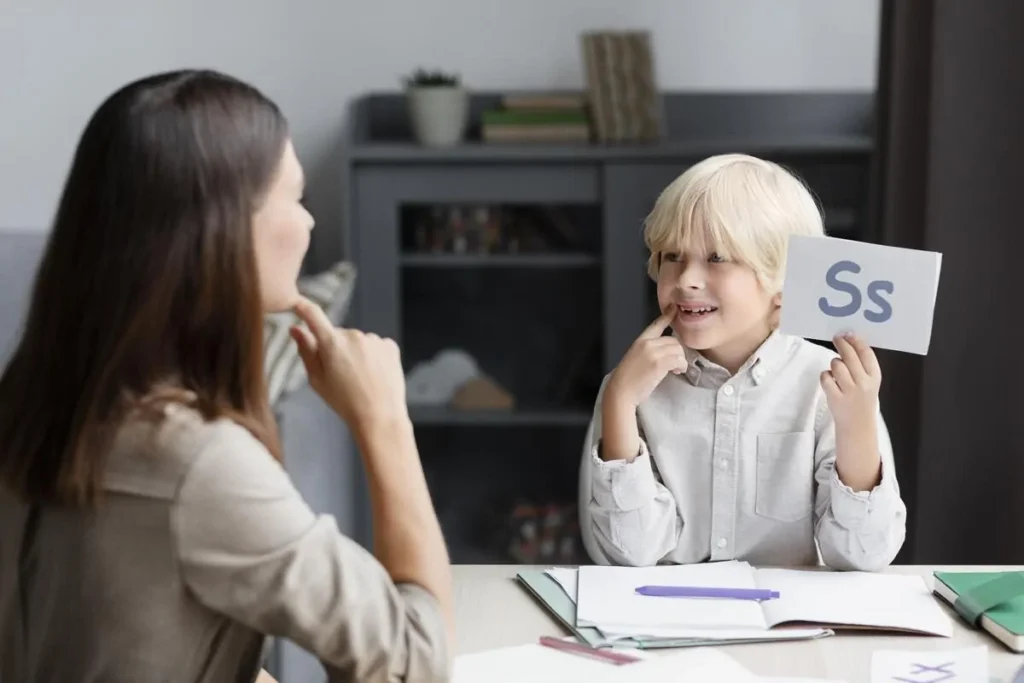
[403,68,468,147]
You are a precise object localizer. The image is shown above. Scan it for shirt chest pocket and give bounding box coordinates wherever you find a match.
[754,431,815,523]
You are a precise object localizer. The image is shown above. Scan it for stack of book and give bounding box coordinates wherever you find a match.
[481,94,591,143]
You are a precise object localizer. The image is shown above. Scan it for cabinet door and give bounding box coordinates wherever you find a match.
[352,164,600,341]
[602,163,691,370]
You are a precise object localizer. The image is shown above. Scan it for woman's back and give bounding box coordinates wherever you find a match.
[1,406,268,682]
[1,403,448,682]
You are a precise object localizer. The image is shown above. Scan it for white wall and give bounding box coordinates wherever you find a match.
[0,0,880,238]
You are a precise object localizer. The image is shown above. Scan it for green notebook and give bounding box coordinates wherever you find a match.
[515,569,832,650]
[933,571,1024,652]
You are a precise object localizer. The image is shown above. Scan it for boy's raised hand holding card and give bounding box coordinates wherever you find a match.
[779,235,942,355]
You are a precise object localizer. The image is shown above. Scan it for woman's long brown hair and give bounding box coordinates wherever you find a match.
[0,69,286,506]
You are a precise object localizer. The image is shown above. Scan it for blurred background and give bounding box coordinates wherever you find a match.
[1,3,1022,676]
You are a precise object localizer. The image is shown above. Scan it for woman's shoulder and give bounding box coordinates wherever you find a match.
[106,402,277,500]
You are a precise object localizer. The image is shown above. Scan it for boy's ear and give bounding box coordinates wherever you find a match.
[770,292,783,330]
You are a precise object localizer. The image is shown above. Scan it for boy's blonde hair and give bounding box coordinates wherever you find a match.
[643,153,824,294]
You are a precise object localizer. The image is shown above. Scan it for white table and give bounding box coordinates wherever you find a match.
[452,565,1024,682]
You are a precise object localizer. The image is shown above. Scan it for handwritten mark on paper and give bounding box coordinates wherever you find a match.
[871,647,987,683]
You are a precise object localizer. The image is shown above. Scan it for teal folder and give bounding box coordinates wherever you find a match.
[515,569,832,650]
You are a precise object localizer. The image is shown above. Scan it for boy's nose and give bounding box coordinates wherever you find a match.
[678,263,706,289]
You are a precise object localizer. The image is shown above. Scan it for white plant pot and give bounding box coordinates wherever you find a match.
[406,86,468,147]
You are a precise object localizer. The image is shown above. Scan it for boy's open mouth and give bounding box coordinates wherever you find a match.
[678,304,719,319]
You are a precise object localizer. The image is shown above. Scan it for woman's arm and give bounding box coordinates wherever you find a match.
[355,415,453,643]
[174,298,452,682]
[173,423,451,683]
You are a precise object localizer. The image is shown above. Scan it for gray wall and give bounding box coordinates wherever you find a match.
[1,0,879,249]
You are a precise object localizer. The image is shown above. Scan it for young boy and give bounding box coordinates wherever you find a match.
[579,154,906,571]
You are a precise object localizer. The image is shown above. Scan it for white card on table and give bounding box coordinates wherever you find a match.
[870,645,987,682]
[780,235,942,355]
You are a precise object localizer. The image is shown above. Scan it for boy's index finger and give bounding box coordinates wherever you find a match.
[641,309,676,340]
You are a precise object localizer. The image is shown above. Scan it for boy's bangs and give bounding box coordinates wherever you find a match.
[669,193,740,262]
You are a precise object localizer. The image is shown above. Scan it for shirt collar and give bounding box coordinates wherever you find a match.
[682,330,791,386]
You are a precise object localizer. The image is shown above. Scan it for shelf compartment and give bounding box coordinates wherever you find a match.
[401,253,600,268]
[401,267,604,416]
[399,203,601,258]
[409,405,592,427]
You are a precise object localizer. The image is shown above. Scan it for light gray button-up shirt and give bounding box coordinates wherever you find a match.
[578,331,906,571]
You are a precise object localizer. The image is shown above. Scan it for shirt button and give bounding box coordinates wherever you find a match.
[723,385,735,396]
[718,459,728,470]
[716,538,727,548]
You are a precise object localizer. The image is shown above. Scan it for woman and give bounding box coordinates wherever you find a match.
[0,70,452,682]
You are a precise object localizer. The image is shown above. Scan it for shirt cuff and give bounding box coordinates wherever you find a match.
[589,439,658,511]
[828,460,901,530]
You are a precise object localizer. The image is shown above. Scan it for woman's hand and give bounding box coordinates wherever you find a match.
[290,298,410,434]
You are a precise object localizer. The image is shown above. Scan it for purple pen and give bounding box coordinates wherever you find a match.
[634,585,780,601]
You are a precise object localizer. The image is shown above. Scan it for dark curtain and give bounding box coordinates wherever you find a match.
[872,0,1024,563]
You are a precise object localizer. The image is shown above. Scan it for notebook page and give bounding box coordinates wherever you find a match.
[755,568,953,636]
[576,561,769,632]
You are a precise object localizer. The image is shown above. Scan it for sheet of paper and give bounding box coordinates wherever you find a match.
[870,645,987,683]
[589,648,759,682]
[596,624,829,641]
[544,567,578,601]
[451,643,616,683]
[575,561,769,633]
[779,235,942,355]
[452,643,757,683]
[755,568,953,637]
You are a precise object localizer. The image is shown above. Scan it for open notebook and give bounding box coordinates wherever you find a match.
[560,561,953,642]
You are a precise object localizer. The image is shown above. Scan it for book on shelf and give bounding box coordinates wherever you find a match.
[482,124,590,143]
[480,107,592,144]
[501,93,588,111]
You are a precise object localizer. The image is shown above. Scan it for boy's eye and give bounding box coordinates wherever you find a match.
[708,252,726,263]
[662,252,681,263]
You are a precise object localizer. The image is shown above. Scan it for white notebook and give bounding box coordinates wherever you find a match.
[571,561,953,640]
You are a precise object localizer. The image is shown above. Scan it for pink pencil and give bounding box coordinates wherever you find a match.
[537,635,642,666]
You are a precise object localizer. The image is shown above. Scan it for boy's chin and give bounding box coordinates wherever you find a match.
[672,324,720,351]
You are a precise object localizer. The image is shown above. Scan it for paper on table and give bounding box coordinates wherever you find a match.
[596,624,830,641]
[588,648,759,682]
[755,569,954,636]
[544,566,827,642]
[451,643,758,683]
[870,645,987,683]
[451,644,616,683]
[576,561,769,632]
[545,568,577,601]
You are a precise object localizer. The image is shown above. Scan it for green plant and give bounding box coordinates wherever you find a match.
[403,68,461,88]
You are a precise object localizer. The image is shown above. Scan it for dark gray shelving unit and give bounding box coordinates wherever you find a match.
[338,91,875,563]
